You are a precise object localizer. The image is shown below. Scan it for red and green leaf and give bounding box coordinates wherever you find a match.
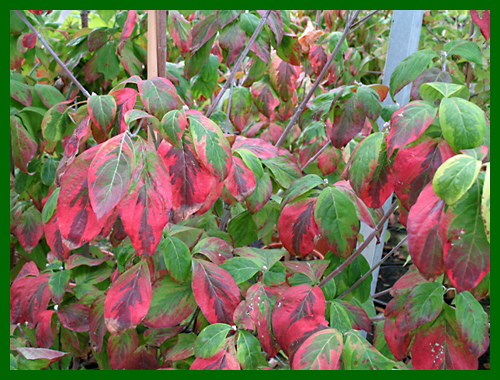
[118,10,137,52]
[104,260,152,335]
[269,55,299,102]
[219,22,246,67]
[143,273,197,329]
[330,93,366,149]
[13,205,43,252]
[10,79,32,106]
[229,86,252,132]
[58,303,90,332]
[314,186,359,259]
[402,282,444,333]
[250,76,280,119]
[387,101,437,157]
[407,183,447,277]
[233,136,279,159]
[41,100,73,142]
[158,139,214,222]
[164,333,196,361]
[193,237,233,265]
[43,211,71,261]
[110,87,138,134]
[195,323,231,358]
[245,170,273,214]
[10,116,37,173]
[225,155,256,203]
[168,11,192,54]
[278,197,319,258]
[191,259,241,325]
[16,348,68,367]
[88,94,117,134]
[342,330,396,370]
[190,13,218,54]
[187,111,232,181]
[89,294,106,352]
[160,108,187,149]
[35,310,57,348]
[107,328,139,370]
[291,328,343,370]
[284,315,328,360]
[138,77,182,119]
[190,346,240,370]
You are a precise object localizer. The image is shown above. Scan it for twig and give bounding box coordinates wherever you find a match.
[206,10,272,117]
[275,10,361,147]
[315,10,322,30]
[14,10,91,98]
[318,199,398,288]
[348,10,380,33]
[371,288,391,299]
[337,235,407,299]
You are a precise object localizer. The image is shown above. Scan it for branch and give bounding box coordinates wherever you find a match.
[14,10,91,99]
[318,199,398,288]
[206,10,272,117]
[337,235,407,299]
[275,10,361,147]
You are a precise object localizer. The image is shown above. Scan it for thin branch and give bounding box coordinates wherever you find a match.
[301,140,331,171]
[14,10,91,98]
[371,288,391,299]
[319,199,398,288]
[206,10,272,117]
[337,235,407,299]
[275,10,361,147]
[315,10,322,30]
[348,10,380,33]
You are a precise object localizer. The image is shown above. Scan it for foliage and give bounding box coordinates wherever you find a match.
[10,9,489,370]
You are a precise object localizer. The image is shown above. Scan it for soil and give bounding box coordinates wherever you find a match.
[374,220,490,370]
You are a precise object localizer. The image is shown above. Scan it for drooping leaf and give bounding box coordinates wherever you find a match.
[143,274,197,329]
[88,95,117,134]
[118,10,137,53]
[192,259,241,325]
[454,291,489,357]
[387,101,437,157]
[104,260,152,335]
[10,116,37,173]
[407,183,447,277]
[118,139,172,256]
[389,49,439,100]
[345,132,394,208]
[272,285,326,351]
[343,330,396,370]
[470,10,490,40]
[246,282,279,359]
[88,132,135,220]
[291,328,343,370]
[444,39,483,65]
[443,178,490,292]
[329,93,366,149]
[278,197,319,258]
[314,186,359,259]
[158,139,214,222]
[160,236,192,283]
[219,22,246,67]
[432,154,481,205]
[138,77,182,119]
[439,97,486,152]
[194,323,231,358]
[187,111,232,181]
[393,137,455,211]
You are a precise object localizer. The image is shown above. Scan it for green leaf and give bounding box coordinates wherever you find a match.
[160,236,192,283]
[220,257,261,284]
[433,154,481,205]
[329,300,354,333]
[34,84,65,108]
[160,109,186,149]
[96,43,121,81]
[420,82,470,103]
[41,157,56,186]
[482,163,490,242]
[454,291,489,357]
[124,109,160,131]
[444,40,483,65]
[276,34,301,66]
[262,155,301,188]
[236,329,266,370]
[343,330,396,370]
[10,79,32,106]
[48,269,71,304]
[403,282,444,330]
[41,103,70,142]
[356,85,382,120]
[88,95,117,133]
[194,323,231,358]
[42,188,60,224]
[228,211,258,247]
[439,97,486,152]
[314,186,359,259]
[389,49,439,100]
[281,174,324,206]
[234,148,264,178]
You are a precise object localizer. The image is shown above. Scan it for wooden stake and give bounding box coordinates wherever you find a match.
[147,10,158,79]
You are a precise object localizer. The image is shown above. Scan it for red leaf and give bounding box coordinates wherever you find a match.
[232,136,279,159]
[309,45,328,77]
[340,300,372,333]
[284,315,329,360]
[193,237,233,265]
[58,303,90,332]
[190,347,240,370]
[317,144,341,175]
[291,328,343,370]
[330,95,366,149]
[393,137,455,211]
[225,156,256,203]
[118,10,137,53]
[470,11,490,40]
[219,22,246,67]
[191,259,241,325]
[118,140,172,256]
[278,197,320,258]
[10,271,51,328]
[190,13,218,54]
[22,32,37,48]
[250,77,280,119]
[88,133,136,220]
[407,183,447,277]
[110,88,138,134]
[271,285,326,351]
[126,346,160,370]
[259,10,284,45]
[104,260,152,335]
[89,294,106,352]
[16,347,67,365]
[36,310,57,348]
[269,55,300,102]
[168,11,192,54]
[88,95,117,134]
[44,212,71,261]
[14,205,43,252]
[107,328,139,370]
[63,115,91,157]
[10,115,37,173]
[283,260,330,284]
[246,283,279,358]
[57,145,109,249]
[387,101,437,157]
[389,266,431,297]
[383,317,412,361]
[158,139,214,222]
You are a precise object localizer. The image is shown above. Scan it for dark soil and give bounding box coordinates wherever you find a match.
[374,220,490,370]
